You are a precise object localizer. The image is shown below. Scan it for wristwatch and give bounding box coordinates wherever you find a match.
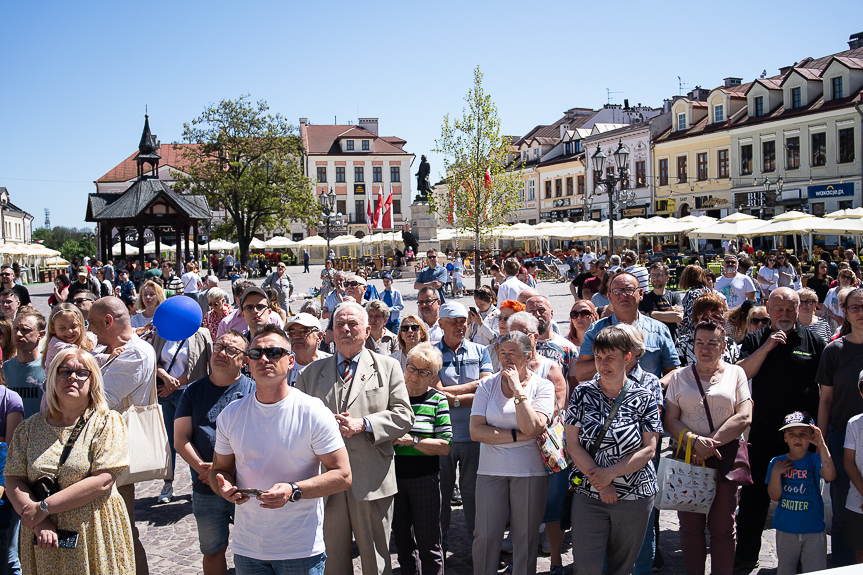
[288,482,302,502]
[453,396,460,408]
[513,395,527,405]
[412,435,420,447]
[39,500,50,515]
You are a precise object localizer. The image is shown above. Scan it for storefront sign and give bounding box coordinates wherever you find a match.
[655,199,676,214]
[591,209,602,220]
[694,195,729,209]
[807,182,854,198]
[354,183,366,195]
[734,191,765,209]
[622,207,646,217]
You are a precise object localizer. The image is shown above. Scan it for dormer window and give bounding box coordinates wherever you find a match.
[754,96,764,117]
[677,113,686,131]
[533,148,540,159]
[521,151,527,161]
[714,104,724,123]
[791,87,802,109]
[564,143,571,155]
[346,140,354,151]
[362,140,369,151]
[575,141,582,153]
[832,77,844,99]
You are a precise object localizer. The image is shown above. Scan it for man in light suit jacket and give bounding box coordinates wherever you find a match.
[296,301,414,575]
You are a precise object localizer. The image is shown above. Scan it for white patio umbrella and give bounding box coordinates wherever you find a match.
[825,207,863,218]
[296,235,330,247]
[248,238,268,250]
[112,244,139,256]
[265,236,297,249]
[688,213,766,240]
[329,234,362,247]
[206,239,239,250]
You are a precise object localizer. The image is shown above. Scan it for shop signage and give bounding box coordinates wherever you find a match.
[807,182,854,198]
[694,195,729,209]
[622,207,646,217]
[734,191,765,209]
[354,183,366,195]
[591,209,602,220]
[654,199,676,214]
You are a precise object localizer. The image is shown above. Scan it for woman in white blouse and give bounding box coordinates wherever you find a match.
[756,255,780,297]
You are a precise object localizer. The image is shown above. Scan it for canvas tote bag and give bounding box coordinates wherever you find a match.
[656,429,718,515]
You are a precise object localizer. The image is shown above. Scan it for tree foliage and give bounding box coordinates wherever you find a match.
[430,66,522,288]
[172,95,317,265]
[33,226,96,261]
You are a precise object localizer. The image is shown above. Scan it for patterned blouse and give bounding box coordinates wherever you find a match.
[566,378,663,501]
[678,286,712,342]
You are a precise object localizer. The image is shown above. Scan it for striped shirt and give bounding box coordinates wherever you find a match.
[395,390,452,478]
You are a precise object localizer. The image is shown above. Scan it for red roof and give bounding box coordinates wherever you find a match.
[301,124,411,155]
[96,143,195,183]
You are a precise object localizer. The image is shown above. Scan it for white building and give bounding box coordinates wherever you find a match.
[0,188,33,244]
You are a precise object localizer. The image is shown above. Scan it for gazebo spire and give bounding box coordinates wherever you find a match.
[135,113,161,178]
[138,114,157,154]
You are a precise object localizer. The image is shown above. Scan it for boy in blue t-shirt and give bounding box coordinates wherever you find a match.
[767,411,837,574]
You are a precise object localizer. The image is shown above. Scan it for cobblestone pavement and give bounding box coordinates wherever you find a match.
[23,267,808,573]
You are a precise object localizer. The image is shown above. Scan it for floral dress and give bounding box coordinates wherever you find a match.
[5,410,133,574]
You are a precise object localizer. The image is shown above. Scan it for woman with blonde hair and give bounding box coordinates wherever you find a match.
[391,314,430,371]
[131,280,166,343]
[5,348,133,574]
[745,305,770,335]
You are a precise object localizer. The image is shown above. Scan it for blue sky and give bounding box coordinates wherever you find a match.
[0,1,852,230]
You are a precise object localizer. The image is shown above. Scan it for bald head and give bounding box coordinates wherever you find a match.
[767,287,799,332]
[89,296,134,347]
[768,287,799,304]
[517,288,539,305]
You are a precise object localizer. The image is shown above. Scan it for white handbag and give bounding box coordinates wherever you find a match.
[115,369,173,486]
[656,430,718,515]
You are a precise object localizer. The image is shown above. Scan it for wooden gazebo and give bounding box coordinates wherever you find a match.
[86,115,211,267]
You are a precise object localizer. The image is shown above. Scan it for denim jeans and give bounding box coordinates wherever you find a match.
[0,505,21,575]
[234,552,326,575]
[829,425,855,567]
[158,388,185,477]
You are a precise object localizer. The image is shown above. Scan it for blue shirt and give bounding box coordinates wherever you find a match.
[119,280,135,299]
[580,313,680,378]
[416,265,448,303]
[434,340,492,442]
[381,288,404,323]
[2,357,46,418]
[766,452,825,534]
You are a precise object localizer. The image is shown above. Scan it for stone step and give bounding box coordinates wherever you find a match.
[396,266,417,279]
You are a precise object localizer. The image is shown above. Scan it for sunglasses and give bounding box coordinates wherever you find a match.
[750,317,770,326]
[247,347,292,361]
[242,304,269,313]
[570,310,594,319]
[400,324,422,332]
[71,298,93,305]
[344,281,366,287]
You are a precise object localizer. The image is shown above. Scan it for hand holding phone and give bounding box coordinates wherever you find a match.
[236,488,264,497]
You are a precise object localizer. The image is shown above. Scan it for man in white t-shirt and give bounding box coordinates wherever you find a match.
[496,257,531,309]
[211,324,351,572]
[581,246,597,273]
[181,262,203,297]
[714,254,757,309]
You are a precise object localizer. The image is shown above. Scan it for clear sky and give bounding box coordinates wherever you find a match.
[0,1,853,231]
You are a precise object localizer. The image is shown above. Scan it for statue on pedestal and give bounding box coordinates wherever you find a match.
[415,155,432,203]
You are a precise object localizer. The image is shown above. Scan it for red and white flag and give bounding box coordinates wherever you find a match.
[374,185,384,229]
[365,184,373,233]
[484,168,492,189]
[382,185,394,229]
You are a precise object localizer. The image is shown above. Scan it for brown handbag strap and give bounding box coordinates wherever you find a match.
[690,365,715,433]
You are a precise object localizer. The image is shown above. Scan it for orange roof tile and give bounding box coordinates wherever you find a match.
[96,143,195,183]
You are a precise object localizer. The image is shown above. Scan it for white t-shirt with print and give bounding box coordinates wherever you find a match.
[714,273,757,309]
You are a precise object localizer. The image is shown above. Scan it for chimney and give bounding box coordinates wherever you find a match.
[358,118,379,136]
[850,32,863,49]
[299,118,308,126]
[723,77,742,88]
[663,99,673,113]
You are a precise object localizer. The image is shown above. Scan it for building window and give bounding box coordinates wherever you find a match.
[528,179,535,201]
[521,151,527,161]
[791,87,802,109]
[839,128,855,163]
[354,166,364,182]
[811,202,825,217]
[677,156,687,183]
[762,141,776,172]
[659,159,668,186]
[545,181,552,199]
[832,76,844,99]
[714,104,724,123]
[355,200,364,221]
[566,177,574,196]
[564,143,571,155]
[575,141,582,153]
[346,140,354,151]
[390,166,400,182]
[577,175,585,196]
[717,149,729,178]
[812,133,826,166]
[373,166,382,182]
[741,145,753,175]
[336,200,346,215]
[393,200,401,214]
[786,136,800,169]
[336,166,345,182]
[754,96,764,117]
[555,179,563,197]
[635,161,646,187]
[316,167,327,182]
[677,113,686,130]
[697,153,708,180]
[533,147,540,159]
[362,140,369,151]
[519,182,525,202]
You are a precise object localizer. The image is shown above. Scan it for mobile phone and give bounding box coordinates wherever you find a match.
[237,488,264,497]
[469,307,478,315]
[33,530,79,549]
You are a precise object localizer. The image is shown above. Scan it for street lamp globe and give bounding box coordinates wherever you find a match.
[613,140,629,171]
[327,187,336,205]
[591,145,606,173]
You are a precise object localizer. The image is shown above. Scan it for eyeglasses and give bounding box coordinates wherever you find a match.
[71,298,93,305]
[405,364,433,378]
[287,327,317,337]
[242,304,269,313]
[597,266,608,271]
[847,305,863,315]
[247,347,292,361]
[344,281,366,287]
[57,367,92,380]
[213,343,246,357]
[610,288,638,297]
[570,310,594,319]
[749,317,770,326]
[767,259,776,262]
[400,324,422,332]
[799,299,818,306]
[418,299,438,307]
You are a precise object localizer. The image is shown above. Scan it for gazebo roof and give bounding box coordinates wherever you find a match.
[86,177,210,222]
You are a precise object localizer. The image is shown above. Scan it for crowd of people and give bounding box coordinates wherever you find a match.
[2,240,863,575]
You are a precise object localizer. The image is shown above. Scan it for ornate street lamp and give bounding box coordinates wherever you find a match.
[318,187,342,256]
[591,139,636,251]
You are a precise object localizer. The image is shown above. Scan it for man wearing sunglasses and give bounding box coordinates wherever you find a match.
[175,330,255,575]
[414,249,448,303]
[262,261,294,311]
[286,313,330,386]
[296,302,413,575]
[239,287,281,342]
[0,264,29,307]
[211,325,351,574]
[417,286,444,342]
[216,282,283,339]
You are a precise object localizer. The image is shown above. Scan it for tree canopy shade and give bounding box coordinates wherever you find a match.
[172,95,317,265]
[430,66,523,289]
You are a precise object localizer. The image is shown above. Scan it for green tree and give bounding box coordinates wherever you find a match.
[60,239,81,261]
[33,226,94,252]
[173,95,318,266]
[430,66,523,289]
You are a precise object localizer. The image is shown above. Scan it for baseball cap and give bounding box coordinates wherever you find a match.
[239,286,268,308]
[779,411,815,431]
[77,269,88,276]
[285,313,321,331]
[439,302,468,319]
[381,272,393,280]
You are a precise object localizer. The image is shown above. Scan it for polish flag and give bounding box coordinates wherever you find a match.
[484,168,492,189]
[365,184,373,233]
[381,185,394,229]
[373,185,384,229]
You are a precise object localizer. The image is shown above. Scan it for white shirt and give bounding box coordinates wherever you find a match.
[581,252,597,270]
[714,273,757,309]
[215,390,344,561]
[845,413,863,514]
[424,320,443,342]
[496,275,531,309]
[102,334,156,410]
[159,339,190,381]
[289,351,331,386]
[181,271,202,294]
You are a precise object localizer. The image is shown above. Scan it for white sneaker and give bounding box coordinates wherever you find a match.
[501,531,513,553]
[158,482,173,504]
[538,526,551,554]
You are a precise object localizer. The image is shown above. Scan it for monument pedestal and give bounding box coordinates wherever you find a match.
[410,200,439,254]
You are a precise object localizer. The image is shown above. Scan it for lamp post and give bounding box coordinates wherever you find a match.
[591,140,635,252]
[318,187,342,257]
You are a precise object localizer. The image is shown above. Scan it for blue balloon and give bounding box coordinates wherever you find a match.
[153,295,203,341]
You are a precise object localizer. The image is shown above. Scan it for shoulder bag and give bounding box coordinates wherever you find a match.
[156,338,189,390]
[691,365,753,485]
[536,399,571,474]
[31,412,90,501]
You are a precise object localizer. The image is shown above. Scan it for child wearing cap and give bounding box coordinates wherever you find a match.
[767,411,837,574]
[843,378,863,563]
